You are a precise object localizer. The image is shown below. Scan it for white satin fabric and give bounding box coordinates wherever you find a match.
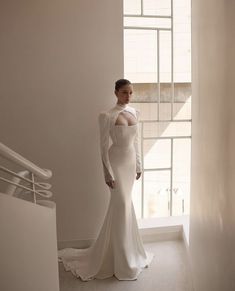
[58,104,154,281]
[99,103,142,182]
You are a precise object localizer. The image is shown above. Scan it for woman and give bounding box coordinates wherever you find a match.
[58,79,154,281]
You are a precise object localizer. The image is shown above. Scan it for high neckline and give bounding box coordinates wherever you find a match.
[114,103,128,110]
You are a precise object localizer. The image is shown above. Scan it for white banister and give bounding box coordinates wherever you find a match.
[0,142,52,180]
[0,142,53,202]
[0,143,59,291]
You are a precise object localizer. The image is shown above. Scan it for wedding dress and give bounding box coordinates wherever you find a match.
[58,103,154,281]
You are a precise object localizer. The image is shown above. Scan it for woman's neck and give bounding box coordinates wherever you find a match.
[116,102,127,107]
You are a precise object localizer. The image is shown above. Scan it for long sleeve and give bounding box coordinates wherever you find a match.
[134,109,142,173]
[98,112,114,182]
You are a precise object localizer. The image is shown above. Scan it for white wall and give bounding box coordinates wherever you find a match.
[190,0,235,290]
[0,0,123,242]
[0,195,59,291]
[226,0,235,285]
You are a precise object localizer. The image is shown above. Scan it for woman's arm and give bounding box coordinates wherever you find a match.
[98,112,114,183]
[134,109,142,175]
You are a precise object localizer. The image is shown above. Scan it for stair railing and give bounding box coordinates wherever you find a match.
[0,142,52,203]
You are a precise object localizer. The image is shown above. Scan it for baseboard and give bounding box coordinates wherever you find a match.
[58,224,182,250]
[140,225,182,243]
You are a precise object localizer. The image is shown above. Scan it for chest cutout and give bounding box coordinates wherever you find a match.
[115,111,137,126]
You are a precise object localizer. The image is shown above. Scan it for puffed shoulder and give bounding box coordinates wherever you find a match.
[98,111,109,122]
[126,106,140,120]
[98,111,109,117]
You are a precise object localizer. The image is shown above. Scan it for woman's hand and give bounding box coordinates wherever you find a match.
[136,172,141,180]
[106,179,115,189]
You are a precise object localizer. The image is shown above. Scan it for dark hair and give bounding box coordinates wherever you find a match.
[115,79,132,91]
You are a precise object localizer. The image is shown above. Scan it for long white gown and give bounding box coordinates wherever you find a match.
[58,103,154,281]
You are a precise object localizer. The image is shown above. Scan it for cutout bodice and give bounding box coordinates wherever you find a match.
[98,104,142,182]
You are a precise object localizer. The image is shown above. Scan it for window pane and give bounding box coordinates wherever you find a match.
[172,138,191,216]
[173,83,192,119]
[144,139,171,169]
[173,98,191,120]
[143,0,171,16]
[124,17,171,29]
[173,0,191,82]
[144,171,170,218]
[174,82,191,102]
[124,0,141,15]
[160,31,172,82]
[124,29,158,83]
[144,121,191,138]
[160,82,172,103]
[130,102,158,120]
[159,102,171,120]
[130,83,159,102]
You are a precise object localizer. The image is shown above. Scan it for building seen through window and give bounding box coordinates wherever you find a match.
[123,0,191,218]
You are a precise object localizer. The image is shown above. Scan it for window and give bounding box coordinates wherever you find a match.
[124,0,191,219]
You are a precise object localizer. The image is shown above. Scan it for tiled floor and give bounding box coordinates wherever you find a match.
[59,239,194,291]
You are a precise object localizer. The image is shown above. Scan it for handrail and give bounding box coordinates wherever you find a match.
[0,176,52,198]
[0,166,51,190]
[0,142,52,180]
[1,168,52,199]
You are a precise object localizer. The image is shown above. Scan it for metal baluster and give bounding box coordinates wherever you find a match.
[31,172,36,204]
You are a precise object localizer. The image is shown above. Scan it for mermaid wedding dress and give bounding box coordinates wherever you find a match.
[58,103,154,281]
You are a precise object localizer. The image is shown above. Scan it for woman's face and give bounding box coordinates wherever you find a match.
[115,84,133,105]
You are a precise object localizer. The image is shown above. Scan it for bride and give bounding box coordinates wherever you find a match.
[58,79,154,281]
